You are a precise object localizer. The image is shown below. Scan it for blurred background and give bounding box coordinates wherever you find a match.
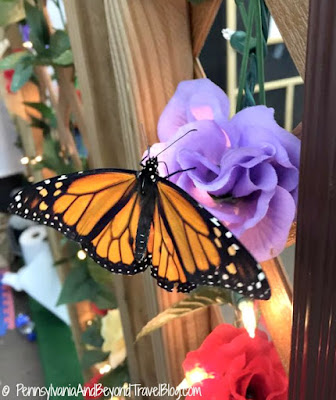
[0,1,299,399]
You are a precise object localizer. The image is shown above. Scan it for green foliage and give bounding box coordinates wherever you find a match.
[81,349,109,370]
[0,2,73,94]
[28,115,51,132]
[24,1,50,54]
[0,51,28,70]
[82,319,104,348]
[53,49,73,66]
[57,259,117,309]
[50,30,70,55]
[136,287,232,341]
[24,102,57,128]
[230,31,257,55]
[35,30,73,66]
[234,0,270,111]
[10,52,35,92]
[87,259,114,289]
[36,135,75,174]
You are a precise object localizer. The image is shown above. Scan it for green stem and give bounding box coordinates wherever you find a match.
[235,0,248,29]
[255,0,266,105]
[236,1,255,113]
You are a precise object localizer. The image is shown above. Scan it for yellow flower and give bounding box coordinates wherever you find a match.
[101,309,126,369]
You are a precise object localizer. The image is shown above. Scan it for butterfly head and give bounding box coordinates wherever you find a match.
[140,157,159,184]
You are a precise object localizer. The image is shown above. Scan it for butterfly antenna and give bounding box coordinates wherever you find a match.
[155,129,197,157]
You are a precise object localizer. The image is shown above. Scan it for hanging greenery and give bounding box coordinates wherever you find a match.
[230,0,270,111]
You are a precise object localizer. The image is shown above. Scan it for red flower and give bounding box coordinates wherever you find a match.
[83,372,104,399]
[4,69,15,93]
[183,324,288,400]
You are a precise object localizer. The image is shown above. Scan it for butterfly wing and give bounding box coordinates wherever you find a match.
[9,169,151,274]
[150,178,270,300]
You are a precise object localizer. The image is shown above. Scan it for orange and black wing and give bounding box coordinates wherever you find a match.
[9,169,150,275]
[150,178,271,299]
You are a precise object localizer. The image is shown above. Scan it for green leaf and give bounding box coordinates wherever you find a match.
[24,101,57,128]
[99,363,130,392]
[40,135,76,174]
[10,55,34,92]
[230,31,257,55]
[0,0,25,26]
[81,349,109,370]
[52,49,73,66]
[28,114,50,132]
[0,51,28,70]
[93,284,117,310]
[24,1,50,54]
[57,260,117,308]
[57,264,96,305]
[88,259,114,289]
[49,30,71,57]
[81,319,104,348]
[136,287,231,341]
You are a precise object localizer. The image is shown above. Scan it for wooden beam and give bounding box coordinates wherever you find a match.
[65,0,224,391]
[257,258,292,374]
[265,0,308,77]
[190,0,222,57]
[289,0,336,398]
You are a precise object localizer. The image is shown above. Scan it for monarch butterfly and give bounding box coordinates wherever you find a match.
[9,142,270,300]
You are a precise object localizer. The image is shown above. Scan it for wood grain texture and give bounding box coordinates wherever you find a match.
[190,0,222,57]
[65,0,224,391]
[265,0,308,77]
[258,258,292,374]
[289,0,336,398]
[64,2,159,392]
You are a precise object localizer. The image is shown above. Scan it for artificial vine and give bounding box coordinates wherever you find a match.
[231,0,270,111]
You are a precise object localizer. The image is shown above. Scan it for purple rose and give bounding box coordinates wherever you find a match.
[148,79,300,261]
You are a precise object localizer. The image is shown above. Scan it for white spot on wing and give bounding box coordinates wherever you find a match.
[210,217,220,226]
[258,272,265,281]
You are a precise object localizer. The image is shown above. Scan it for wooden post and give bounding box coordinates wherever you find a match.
[265,0,308,77]
[289,0,336,398]
[64,0,223,392]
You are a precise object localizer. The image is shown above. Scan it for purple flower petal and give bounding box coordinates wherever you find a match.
[151,79,300,261]
[227,190,275,236]
[238,186,296,261]
[158,79,230,142]
[232,163,278,197]
[226,106,300,170]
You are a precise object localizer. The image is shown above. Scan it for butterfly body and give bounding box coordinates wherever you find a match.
[135,158,159,261]
[9,157,271,300]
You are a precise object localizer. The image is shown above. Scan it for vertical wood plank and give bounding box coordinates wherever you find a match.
[257,258,292,373]
[289,0,336,398]
[64,3,161,393]
[65,0,224,391]
[265,0,308,77]
[190,0,222,57]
